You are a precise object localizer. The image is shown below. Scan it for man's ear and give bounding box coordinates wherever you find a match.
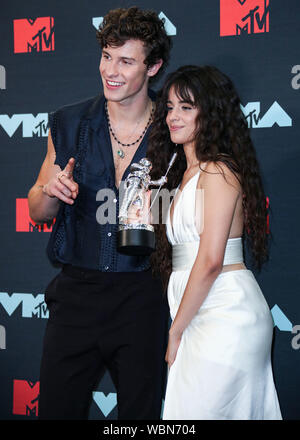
[147,59,163,78]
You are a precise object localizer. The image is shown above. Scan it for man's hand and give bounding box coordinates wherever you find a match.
[42,157,79,205]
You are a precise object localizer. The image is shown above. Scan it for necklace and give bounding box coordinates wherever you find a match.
[105,101,154,159]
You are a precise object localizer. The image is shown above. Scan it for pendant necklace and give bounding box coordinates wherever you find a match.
[105,101,154,159]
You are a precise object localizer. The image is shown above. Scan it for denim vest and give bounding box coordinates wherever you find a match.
[47,94,152,272]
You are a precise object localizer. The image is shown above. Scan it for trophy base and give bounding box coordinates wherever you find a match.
[117,229,155,255]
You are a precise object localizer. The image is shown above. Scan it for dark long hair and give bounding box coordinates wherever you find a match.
[147,65,269,288]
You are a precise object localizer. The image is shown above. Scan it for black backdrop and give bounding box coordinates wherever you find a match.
[0,0,299,420]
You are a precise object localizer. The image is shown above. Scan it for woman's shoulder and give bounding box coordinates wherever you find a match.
[202,159,241,193]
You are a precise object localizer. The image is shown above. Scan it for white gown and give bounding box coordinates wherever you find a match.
[163,170,282,420]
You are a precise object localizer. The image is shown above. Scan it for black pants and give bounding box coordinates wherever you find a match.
[39,265,169,420]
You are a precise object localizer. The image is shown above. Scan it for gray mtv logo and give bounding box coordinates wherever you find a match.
[0,66,6,90]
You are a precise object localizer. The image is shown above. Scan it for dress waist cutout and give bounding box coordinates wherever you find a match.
[172,237,243,271]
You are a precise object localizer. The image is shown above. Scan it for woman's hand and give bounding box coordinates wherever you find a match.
[127,190,152,224]
[165,330,182,368]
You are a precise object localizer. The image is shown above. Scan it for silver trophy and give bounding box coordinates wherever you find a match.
[117,154,177,255]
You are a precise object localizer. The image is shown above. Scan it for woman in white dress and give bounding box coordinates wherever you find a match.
[147,65,282,420]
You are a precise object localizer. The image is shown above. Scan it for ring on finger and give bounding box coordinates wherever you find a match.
[57,172,68,182]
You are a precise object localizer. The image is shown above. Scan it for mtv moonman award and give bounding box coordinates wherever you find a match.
[117,154,177,255]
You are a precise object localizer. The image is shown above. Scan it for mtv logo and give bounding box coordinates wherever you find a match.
[92,11,176,36]
[0,65,6,90]
[13,380,39,416]
[220,0,269,37]
[93,392,117,417]
[92,17,103,30]
[158,12,177,36]
[241,101,292,128]
[16,198,54,232]
[13,17,55,53]
[0,292,49,319]
[271,305,293,332]
[0,113,49,137]
[265,196,270,234]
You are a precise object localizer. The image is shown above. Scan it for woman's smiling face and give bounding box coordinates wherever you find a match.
[166,86,199,147]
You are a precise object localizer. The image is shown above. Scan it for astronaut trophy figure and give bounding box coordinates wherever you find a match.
[117,157,171,255]
[119,158,166,227]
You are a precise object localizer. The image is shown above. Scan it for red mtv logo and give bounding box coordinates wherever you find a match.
[13,17,55,53]
[16,198,55,232]
[13,380,39,416]
[266,196,270,234]
[220,0,269,37]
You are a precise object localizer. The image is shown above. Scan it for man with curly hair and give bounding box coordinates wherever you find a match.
[28,7,172,420]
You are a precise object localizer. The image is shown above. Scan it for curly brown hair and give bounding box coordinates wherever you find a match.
[96,6,172,78]
[147,65,269,289]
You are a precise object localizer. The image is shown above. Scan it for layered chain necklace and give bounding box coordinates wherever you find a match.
[105,100,154,159]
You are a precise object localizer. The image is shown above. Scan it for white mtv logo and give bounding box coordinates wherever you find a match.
[92,11,176,36]
[241,101,292,128]
[0,292,48,319]
[0,65,6,90]
[0,113,49,137]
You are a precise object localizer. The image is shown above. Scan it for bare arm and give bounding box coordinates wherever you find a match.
[28,130,78,224]
[166,162,241,366]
